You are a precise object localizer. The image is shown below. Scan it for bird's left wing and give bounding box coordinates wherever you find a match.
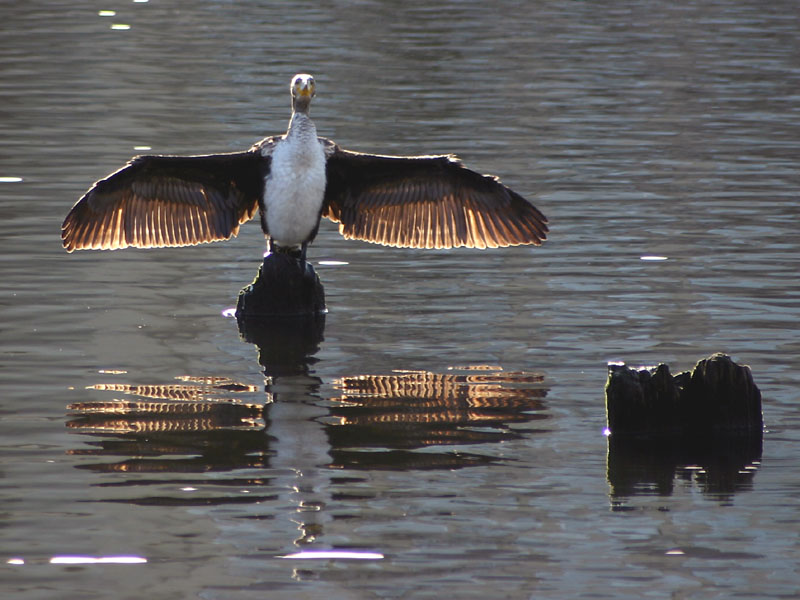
[322,145,548,249]
[62,151,268,251]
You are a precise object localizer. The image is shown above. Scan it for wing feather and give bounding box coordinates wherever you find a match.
[322,144,548,250]
[62,151,267,252]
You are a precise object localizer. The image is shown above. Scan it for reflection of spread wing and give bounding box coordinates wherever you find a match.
[62,152,267,251]
[322,145,548,249]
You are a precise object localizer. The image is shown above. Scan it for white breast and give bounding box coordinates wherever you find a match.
[263,126,327,247]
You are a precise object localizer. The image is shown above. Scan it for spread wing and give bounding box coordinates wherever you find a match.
[322,145,548,249]
[62,151,267,251]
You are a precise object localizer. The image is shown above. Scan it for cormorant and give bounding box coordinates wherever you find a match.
[62,74,548,260]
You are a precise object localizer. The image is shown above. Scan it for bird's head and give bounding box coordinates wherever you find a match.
[291,74,316,112]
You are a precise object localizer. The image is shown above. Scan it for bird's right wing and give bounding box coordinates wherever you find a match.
[62,151,268,252]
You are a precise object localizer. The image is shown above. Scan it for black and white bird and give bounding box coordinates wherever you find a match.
[62,74,548,259]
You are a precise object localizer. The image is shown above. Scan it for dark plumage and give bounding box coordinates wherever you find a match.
[62,153,264,251]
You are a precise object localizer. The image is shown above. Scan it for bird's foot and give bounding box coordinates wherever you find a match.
[268,240,305,262]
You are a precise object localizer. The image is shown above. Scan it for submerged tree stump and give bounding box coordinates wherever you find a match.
[605,353,763,438]
[235,253,326,376]
[605,353,763,498]
[235,252,326,318]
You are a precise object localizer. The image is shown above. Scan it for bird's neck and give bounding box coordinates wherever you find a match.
[286,110,317,142]
[291,94,312,114]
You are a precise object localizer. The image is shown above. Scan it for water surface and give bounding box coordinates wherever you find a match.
[2,1,799,598]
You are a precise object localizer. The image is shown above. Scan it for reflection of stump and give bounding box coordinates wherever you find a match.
[236,253,326,318]
[606,353,763,438]
[236,311,325,377]
[235,253,326,377]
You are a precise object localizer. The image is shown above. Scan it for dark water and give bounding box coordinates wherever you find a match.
[2,1,799,598]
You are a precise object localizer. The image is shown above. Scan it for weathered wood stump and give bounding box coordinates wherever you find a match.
[605,353,763,438]
[235,253,326,375]
[605,353,763,497]
[235,252,326,318]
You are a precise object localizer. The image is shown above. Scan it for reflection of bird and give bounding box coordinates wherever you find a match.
[62,74,548,260]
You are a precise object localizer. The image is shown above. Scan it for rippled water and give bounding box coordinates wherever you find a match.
[2,1,799,598]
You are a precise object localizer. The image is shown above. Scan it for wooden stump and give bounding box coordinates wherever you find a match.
[606,353,763,438]
[605,353,763,498]
[678,353,763,436]
[235,252,326,318]
[234,253,326,375]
